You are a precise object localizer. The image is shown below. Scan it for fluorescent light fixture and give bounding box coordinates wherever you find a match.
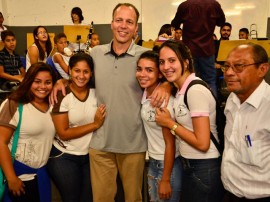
[235,3,255,10]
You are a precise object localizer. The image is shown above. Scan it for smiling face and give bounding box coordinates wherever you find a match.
[159,46,188,88]
[70,60,92,89]
[111,5,138,46]
[136,58,162,95]
[30,71,53,102]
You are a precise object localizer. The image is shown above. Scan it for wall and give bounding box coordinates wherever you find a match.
[1,0,270,55]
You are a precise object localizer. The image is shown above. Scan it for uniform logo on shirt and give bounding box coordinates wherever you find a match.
[175,104,188,117]
[147,110,156,122]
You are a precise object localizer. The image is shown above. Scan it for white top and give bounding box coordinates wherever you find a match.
[174,73,219,159]
[0,100,55,168]
[52,52,70,79]
[26,43,47,71]
[221,80,270,199]
[0,25,7,41]
[52,87,98,155]
[141,90,179,160]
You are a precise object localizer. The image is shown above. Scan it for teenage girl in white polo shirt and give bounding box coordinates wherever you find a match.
[155,41,224,202]
[136,50,182,202]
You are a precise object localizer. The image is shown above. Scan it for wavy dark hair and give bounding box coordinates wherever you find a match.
[33,26,52,61]
[71,7,84,23]
[158,24,173,37]
[9,62,57,104]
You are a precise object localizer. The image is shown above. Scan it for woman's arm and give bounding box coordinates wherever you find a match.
[158,127,175,200]
[155,108,211,152]
[52,104,106,141]
[27,46,39,65]
[0,126,25,196]
[53,54,69,74]
[150,81,172,108]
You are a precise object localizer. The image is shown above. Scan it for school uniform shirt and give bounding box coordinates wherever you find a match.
[141,90,179,160]
[221,80,270,199]
[0,99,55,168]
[51,86,98,155]
[174,73,220,159]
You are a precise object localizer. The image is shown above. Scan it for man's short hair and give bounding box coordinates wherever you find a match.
[220,22,232,30]
[239,28,249,34]
[1,30,15,41]
[112,3,140,23]
[54,33,67,44]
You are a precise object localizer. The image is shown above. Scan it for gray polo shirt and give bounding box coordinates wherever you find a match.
[90,41,148,153]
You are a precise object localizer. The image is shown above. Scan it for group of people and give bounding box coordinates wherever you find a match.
[0,1,269,202]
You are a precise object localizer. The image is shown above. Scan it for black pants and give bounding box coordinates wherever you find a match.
[9,176,40,202]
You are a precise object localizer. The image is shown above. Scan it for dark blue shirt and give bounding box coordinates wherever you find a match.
[0,48,23,85]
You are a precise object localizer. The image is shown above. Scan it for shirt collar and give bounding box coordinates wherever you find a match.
[105,40,136,57]
[177,73,197,95]
[2,47,14,56]
[232,80,267,109]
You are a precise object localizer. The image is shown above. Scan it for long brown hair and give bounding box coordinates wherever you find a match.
[33,26,52,61]
[9,62,57,104]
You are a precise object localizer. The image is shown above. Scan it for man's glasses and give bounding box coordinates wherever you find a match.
[221,62,262,73]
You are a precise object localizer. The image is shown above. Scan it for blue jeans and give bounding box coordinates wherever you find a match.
[193,55,217,97]
[47,146,92,202]
[181,157,224,202]
[147,156,182,202]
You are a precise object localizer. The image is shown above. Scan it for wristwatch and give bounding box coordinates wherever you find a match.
[170,124,178,136]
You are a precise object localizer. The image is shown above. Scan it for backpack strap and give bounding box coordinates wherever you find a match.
[183,79,223,155]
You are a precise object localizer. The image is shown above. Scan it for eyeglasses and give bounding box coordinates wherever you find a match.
[37,31,47,35]
[221,62,262,73]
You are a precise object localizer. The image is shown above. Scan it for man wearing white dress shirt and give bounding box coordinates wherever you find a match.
[221,43,270,201]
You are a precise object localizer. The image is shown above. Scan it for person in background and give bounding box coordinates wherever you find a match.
[171,0,225,97]
[0,12,7,42]
[52,33,71,79]
[26,26,52,71]
[47,53,106,202]
[221,43,270,202]
[156,24,175,41]
[90,33,100,48]
[0,30,25,91]
[71,7,84,25]
[239,28,249,40]
[156,40,224,202]
[174,28,182,41]
[136,50,182,201]
[0,62,57,202]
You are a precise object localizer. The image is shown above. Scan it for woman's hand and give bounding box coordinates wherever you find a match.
[49,79,68,105]
[93,104,106,129]
[150,82,171,108]
[155,108,174,129]
[8,176,25,197]
[159,180,172,200]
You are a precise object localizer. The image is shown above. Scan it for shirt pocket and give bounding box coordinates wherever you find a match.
[239,136,262,167]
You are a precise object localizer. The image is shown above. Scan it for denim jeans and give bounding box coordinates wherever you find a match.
[181,157,224,202]
[147,156,182,202]
[47,146,92,202]
[193,55,217,97]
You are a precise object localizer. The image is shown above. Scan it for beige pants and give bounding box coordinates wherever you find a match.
[89,149,146,202]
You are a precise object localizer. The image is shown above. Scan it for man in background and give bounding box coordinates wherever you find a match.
[0,12,7,42]
[171,0,225,96]
[174,27,182,41]
[239,27,249,39]
[221,43,270,202]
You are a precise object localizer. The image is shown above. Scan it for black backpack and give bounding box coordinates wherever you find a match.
[183,79,225,155]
